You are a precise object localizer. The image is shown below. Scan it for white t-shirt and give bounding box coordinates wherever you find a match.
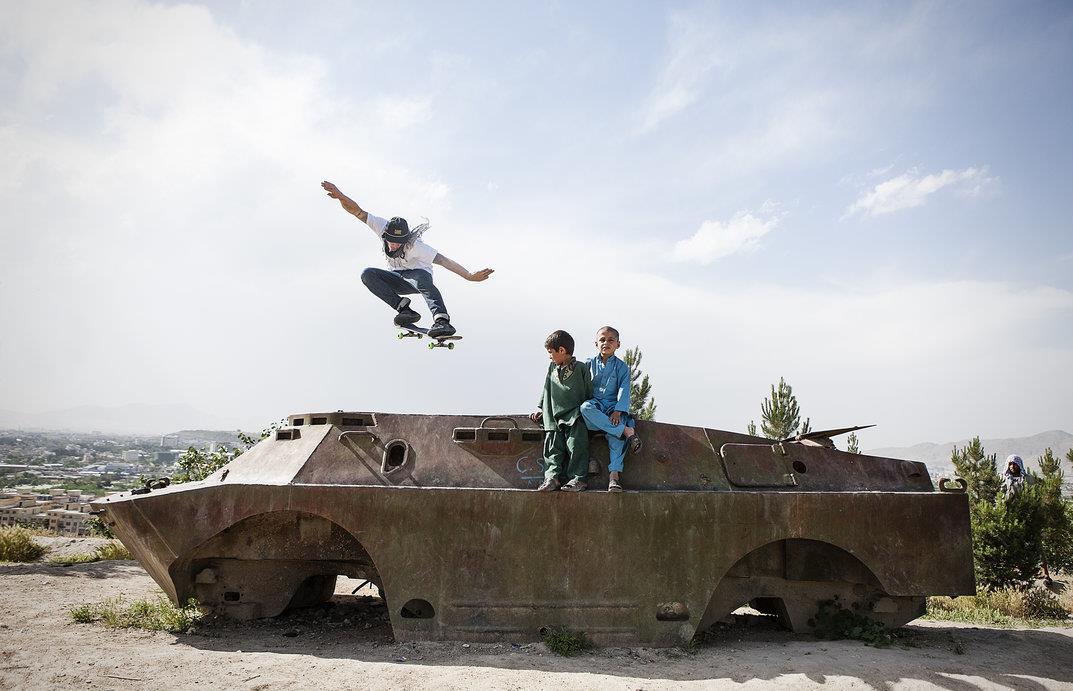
[364,213,438,273]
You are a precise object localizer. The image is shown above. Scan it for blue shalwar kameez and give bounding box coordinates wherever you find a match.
[580,355,634,472]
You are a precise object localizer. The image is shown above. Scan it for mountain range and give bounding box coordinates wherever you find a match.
[867,430,1073,477]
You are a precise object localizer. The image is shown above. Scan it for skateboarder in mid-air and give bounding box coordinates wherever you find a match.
[321,180,494,338]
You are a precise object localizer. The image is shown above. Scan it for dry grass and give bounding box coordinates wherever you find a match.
[47,540,133,567]
[927,582,1073,626]
[0,526,47,562]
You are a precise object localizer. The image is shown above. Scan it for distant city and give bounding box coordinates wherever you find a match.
[0,428,242,535]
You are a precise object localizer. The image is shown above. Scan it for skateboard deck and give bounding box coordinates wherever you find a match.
[397,325,463,350]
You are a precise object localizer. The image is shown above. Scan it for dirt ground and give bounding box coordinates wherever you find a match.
[2,542,1073,690]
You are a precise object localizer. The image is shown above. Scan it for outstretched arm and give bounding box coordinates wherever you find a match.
[433,253,495,282]
[321,180,368,223]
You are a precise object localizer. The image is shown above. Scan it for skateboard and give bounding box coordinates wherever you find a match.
[397,325,464,350]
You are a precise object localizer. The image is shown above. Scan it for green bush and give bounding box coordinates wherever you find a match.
[972,485,1047,589]
[811,598,892,646]
[0,526,46,562]
[953,440,1073,589]
[87,516,115,539]
[68,597,202,632]
[541,626,592,656]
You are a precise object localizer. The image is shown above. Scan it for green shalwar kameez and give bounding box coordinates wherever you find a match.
[538,357,594,482]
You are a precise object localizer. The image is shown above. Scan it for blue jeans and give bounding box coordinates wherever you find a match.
[580,400,634,473]
[361,268,449,320]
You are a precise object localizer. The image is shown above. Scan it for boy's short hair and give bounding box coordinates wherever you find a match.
[544,330,574,354]
[597,325,620,340]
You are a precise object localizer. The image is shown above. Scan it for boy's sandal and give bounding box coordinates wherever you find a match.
[607,478,623,493]
[628,435,643,454]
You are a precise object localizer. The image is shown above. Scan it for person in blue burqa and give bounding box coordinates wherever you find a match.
[580,326,643,493]
[1002,454,1029,500]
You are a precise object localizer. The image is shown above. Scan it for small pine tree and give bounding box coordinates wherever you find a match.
[747,420,758,437]
[972,485,1047,589]
[1037,448,1073,572]
[950,437,1002,506]
[846,432,860,454]
[759,377,805,440]
[622,346,657,421]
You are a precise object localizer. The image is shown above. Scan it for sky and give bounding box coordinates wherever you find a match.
[1,1,1071,447]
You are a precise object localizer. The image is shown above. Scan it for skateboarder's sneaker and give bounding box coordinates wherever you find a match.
[394,298,420,326]
[561,478,587,492]
[428,316,456,338]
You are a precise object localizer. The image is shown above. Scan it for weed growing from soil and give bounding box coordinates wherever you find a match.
[68,597,202,633]
[47,541,134,567]
[95,541,133,560]
[541,626,592,656]
[926,585,1072,627]
[0,526,47,562]
[812,599,893,646]
[47,552,99,567]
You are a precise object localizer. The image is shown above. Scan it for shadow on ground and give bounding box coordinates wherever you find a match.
[0,560,142,579]
[172,597,1073,689]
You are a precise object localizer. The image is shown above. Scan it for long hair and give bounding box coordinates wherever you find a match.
[384,217,430,268]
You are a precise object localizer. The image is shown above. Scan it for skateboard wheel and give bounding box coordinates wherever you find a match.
[427,342,434,350]
[397,332,404,339]
[447,343,455,350]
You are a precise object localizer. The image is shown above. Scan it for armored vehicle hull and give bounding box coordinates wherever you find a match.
[93,412,974,646]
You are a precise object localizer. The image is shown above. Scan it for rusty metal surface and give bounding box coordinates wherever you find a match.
[93,411,974,647]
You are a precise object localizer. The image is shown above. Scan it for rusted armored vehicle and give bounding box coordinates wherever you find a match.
[93,411,974,646]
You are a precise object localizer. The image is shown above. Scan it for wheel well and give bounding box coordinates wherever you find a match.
[694,538,886,635]
[723,538,880,586]
[172,510,387,622]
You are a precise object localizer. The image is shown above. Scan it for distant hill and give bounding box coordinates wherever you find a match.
[0,403,266,436]
[867,430,1073,478]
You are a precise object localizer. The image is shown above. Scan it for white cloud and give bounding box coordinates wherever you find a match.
[635,14,727,134]
[670,206,780,264]
[844,166,996,218]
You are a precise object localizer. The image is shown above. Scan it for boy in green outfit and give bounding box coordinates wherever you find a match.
[529,330,593,492]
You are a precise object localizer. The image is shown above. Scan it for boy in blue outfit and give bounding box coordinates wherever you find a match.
[580,326,642,493]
